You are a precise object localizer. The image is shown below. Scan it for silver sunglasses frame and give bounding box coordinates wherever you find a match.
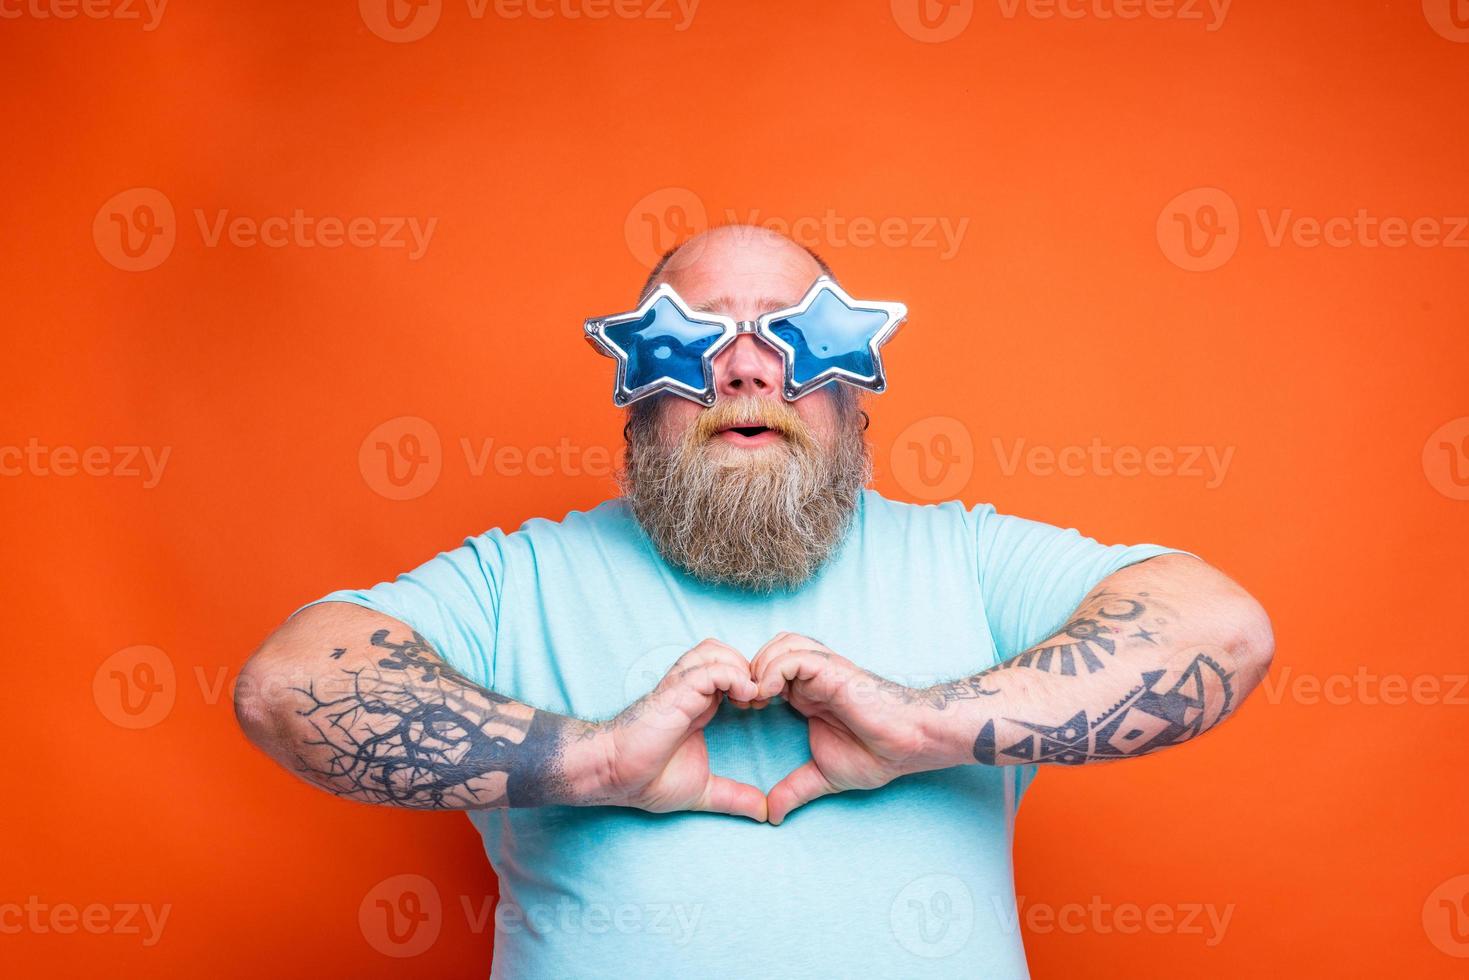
[583,283,739,408]
[754,275,907,401]
[585,276,907,407]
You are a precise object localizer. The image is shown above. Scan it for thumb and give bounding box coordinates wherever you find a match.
[766,759,836,826]
[694,773,769,823]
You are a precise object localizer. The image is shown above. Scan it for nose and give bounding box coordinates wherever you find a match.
[714,334,784,399]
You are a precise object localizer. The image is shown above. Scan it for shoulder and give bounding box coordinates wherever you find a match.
[857,490,998,535]
[465,497,644,560]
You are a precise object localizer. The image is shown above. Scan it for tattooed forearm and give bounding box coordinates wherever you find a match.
[971,651,1237,766]
[290,629,597,810]
[910,556,1272,769]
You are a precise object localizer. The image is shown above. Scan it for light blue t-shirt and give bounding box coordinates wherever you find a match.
[316,490,1174,978]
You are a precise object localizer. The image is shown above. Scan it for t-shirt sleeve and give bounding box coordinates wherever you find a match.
[298,530,506,688]
[973,505,1187,662]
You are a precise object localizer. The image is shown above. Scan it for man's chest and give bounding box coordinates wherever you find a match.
[487,545,1000,724]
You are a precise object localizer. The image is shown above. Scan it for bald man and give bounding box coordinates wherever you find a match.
[235,226,1273,978]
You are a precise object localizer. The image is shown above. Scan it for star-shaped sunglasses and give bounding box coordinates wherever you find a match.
[584,276,907,407]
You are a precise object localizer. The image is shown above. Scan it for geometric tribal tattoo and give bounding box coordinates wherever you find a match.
[291,630,575,809]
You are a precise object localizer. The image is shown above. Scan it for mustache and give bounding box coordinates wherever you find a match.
[689,395,817,450]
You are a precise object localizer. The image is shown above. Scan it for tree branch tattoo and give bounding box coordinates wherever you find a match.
[972,651,1237,766]
[291,629,581,809]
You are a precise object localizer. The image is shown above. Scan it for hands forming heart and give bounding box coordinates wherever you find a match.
[587,634,953,826]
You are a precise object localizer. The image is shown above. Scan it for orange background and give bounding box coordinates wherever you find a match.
[3,0,1467,975]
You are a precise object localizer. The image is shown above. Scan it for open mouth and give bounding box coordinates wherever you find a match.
[713,423,783,446]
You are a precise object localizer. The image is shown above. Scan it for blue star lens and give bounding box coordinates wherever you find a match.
[604,297,727,398]
[766,289,891,388]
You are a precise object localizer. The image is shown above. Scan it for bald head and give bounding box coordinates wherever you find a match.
[639,225,834,308]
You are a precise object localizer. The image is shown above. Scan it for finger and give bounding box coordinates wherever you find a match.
[694,774,768,822]
[667,662,759,718]
[691,662,761,704]
[664,641,752,709]
[750,631,796,678]
[689,692,722,731]
[751,632,832,680]
[767,760,836,826]
[676,638,751,676]
[754,649,850,703]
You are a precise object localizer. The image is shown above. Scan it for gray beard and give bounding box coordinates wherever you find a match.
[620,405,871,593]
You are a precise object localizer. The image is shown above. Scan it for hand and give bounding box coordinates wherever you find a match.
[582,639,768,822]
[751,633,944,825]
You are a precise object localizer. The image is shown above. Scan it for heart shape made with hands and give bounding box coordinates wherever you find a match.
[611,633,936,825]
[730,632,932,826]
